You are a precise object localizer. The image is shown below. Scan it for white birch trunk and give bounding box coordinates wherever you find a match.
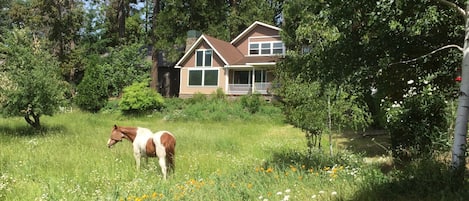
[451,3,469,174]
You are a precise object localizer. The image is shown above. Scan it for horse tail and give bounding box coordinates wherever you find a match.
[161,132,176,172]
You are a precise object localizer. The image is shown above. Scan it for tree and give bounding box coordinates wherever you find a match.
[150,0,160,91]
[433,0,469,185]
[227,0,282,39]
[0,28,65,128]
[74,59,109,112]
[280,0,467,186]
[103,42,151,97]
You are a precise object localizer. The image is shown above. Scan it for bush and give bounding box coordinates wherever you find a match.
[118,80,164,114]
[210,88,227,101]
[75,64,109,112]
[385,80,450,161]
[240,93,262,114]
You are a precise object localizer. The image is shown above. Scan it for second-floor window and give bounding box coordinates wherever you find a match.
[196,49,212,67]
[249,42,284,56]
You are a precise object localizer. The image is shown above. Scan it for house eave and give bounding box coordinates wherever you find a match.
[224,64,252,68]
[230,21,282,45]
[245,62,276,66]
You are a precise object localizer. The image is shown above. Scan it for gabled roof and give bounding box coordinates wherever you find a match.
[175,21,282,68]
[230,21,281,45]
[175,34,243,67]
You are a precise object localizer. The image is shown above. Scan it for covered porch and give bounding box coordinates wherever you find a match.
[225,66,274,95]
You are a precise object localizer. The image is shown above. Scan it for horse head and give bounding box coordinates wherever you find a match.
[107,125,124,148]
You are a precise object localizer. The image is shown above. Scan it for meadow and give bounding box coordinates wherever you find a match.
[1,107,468,200]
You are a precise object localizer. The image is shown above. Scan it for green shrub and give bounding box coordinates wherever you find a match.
[240,93,262,114]
[74,64,109,112]
[385,80,450,161]
[187,92,207,104]
[210,88,226,101]
[118,80,164,114]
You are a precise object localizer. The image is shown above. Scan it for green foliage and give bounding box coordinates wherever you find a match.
[103,43,151,97]
[280,0,462,128]
[161,95,282,123]
[74,64,109,112]
[353,159,469,201]
[385,78,451,161]
[276,75,371,152]
[118,80,164,114]
[0,28,65,128]
[209,88,227,101]
[240,93,262,114]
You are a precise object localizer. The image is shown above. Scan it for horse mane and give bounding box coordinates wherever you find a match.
[116,126,138,142]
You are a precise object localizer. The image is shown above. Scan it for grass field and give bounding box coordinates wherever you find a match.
[1,110,468,200]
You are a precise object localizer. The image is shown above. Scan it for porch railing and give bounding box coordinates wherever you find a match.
[228,82,272,95]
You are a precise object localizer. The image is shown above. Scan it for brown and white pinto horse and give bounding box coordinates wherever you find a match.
[107,125,176,180]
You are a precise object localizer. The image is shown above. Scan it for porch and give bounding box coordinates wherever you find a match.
[227,82,272,95]
[226,67,274,95]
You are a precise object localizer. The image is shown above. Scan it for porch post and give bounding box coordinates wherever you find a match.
[225,68,229,94]
[252,67,256,93]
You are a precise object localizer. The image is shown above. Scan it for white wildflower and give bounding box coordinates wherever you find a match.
[407,79,414,84]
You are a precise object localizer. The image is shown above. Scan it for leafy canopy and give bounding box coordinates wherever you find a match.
[0,28,66,128]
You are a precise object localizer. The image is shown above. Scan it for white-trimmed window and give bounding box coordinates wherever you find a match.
[188,69,218,86]
[249,42,284,55]
[195,49,212,67]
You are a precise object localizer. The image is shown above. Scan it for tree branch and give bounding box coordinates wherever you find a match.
[434,0,466,19]
[389,44,463,66]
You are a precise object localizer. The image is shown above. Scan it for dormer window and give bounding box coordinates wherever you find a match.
[196,49,212,67]
[249,42,284,56]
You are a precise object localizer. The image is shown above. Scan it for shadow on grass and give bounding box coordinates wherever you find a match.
[0,124,67,137]
[349,159,469,201]
[261,148,363,172]
[262,147,469,201]
[334,129,391,158]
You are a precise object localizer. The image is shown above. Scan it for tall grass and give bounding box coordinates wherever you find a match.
[1,109,468,200]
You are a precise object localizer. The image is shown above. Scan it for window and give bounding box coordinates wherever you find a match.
[261,43,271,54]
[272,42,283,54]
[195,49,212,67]
[255,70,267,82]
[249,42,284,55]
[234,71,251,84]
[249,44,259,55]
[188,70,203,85]
[188,69,218,86]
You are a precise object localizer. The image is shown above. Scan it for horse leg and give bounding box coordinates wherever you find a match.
[158,156,167,180]
[134,152,141,171]
[156,146,167,180]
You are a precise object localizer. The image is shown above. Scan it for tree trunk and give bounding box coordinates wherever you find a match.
[24,106,41,129]
[117,0,126,39]
[150,0,160,91]
[451,2,469,187]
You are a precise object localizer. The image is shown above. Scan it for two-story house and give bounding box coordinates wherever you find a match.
[175,21,284,98]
